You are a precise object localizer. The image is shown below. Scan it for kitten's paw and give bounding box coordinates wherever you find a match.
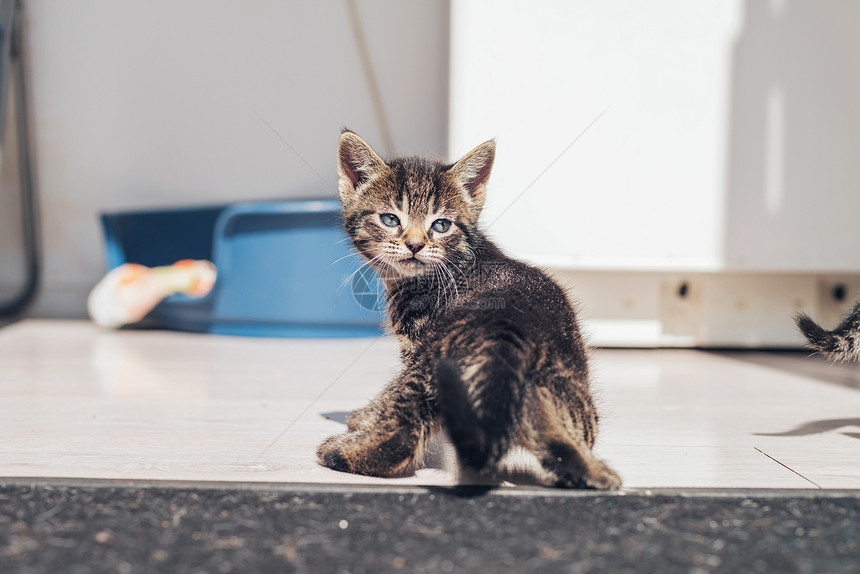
[316,429,422,478]
[556,459,622,491]
[580,461,622,491]
[316,434,354,473]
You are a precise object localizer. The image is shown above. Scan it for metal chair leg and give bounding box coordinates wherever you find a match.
[0,0,40,317]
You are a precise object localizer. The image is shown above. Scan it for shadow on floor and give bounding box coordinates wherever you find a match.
[320,411,350,424]
[755,418,860,440]
[711,350,860,391]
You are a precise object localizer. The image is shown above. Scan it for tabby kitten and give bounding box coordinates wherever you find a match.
[797,300,860,362]
[316,131,621,489]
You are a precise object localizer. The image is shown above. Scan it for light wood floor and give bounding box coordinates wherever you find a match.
[2,320,859,489]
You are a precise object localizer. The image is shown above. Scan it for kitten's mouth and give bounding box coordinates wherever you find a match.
[379,256,429,278]
[398,257,425,266]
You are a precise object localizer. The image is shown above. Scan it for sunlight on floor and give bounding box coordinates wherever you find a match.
[2,320,859,489]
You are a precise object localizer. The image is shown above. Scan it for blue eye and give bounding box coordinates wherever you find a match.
[431,218,451,233]
[380,213,400,227]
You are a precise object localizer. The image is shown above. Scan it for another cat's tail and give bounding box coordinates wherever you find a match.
[795,300,860,362]
[435,357,522,472]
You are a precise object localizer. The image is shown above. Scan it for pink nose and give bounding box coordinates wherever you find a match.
[405,241,425,254]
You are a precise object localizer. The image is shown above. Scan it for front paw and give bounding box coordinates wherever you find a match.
[580,460,622,491]
[556,459,622,491]
[316,433,354,473]
[316,429,420,478]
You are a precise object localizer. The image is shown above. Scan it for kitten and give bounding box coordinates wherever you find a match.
[796,300,860,362]
[316,131,621,489]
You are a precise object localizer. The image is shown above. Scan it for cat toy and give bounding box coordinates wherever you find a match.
[87,260,216,328]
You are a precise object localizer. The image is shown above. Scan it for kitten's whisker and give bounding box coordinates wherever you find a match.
[326,250,366,269]
[336,256,377,292]
[437,255,465,298]
[429,259,456,307]
[437,261,453,302]
[438,259,460,302]
[434,262,448,307]
[438,261,458,304]
[440,254,470,287]
[329,245,386,270]
[336,252,387,295]
[432,261,445,307]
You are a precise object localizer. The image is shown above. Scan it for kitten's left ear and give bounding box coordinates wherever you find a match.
[338,131,387,208]
[448,140,495,207]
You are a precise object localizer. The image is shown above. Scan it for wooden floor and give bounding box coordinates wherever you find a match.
[2,319,860,489]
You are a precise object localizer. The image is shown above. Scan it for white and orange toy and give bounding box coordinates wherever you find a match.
[87,260,217,329]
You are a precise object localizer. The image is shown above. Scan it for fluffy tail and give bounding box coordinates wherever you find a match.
[435,356,523,472]
[795,301,860,361]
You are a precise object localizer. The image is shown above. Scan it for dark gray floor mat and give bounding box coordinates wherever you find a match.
[2,480,859,573]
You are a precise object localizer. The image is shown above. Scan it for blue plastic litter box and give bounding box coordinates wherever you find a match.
[99,199,386,337]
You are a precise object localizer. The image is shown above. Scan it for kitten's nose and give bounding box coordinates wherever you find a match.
[405,241,425,254]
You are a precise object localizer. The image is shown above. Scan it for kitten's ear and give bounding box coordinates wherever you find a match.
[448,140,495,206]
[338,131,387,206]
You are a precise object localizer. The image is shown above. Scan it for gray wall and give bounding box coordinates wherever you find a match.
[0,0,450,317]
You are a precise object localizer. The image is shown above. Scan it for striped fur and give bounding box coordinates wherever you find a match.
[316,131,620,489]
[796,299,860,362]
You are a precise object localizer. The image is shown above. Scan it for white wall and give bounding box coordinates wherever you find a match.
[0,0,450,317]
[6,0,859,348]
[450,0,860,273]
[450,0,860,346]
[553,270,860,348]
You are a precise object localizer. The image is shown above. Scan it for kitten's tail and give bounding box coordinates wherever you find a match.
[795,301,860,362]
[435,357,522,472]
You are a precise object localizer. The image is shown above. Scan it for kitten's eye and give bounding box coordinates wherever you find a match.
[431,218,451,233]
[380,213,400,227]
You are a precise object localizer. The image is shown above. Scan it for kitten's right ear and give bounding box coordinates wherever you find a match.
[448,140,495,209]
[338,131,386,207]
